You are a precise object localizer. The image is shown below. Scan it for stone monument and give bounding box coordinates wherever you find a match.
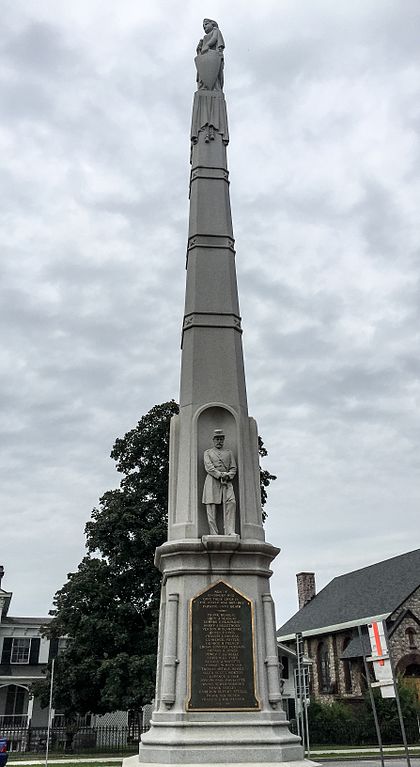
[125,19,311,767]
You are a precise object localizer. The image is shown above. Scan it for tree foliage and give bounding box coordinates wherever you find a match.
[258,436,277,520]
[37,400,276,715]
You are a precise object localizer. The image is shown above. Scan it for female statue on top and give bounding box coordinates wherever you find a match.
[191,19,229,146]
[196,19,225,91]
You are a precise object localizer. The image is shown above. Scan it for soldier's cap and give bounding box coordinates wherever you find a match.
[213,428,225,438]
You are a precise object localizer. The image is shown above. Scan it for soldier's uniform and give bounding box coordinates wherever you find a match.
[202,445,237,535]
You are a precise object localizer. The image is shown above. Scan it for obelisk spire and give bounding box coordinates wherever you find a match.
[134,22,306,767]
[182,18,243,408]
[168,18,265,543]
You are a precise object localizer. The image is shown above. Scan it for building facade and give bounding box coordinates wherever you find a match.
[277,550,420,703]
[0,567,55,738]
[278,643,311,721]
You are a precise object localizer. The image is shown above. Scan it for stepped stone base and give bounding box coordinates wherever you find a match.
[122,710,318,766]
[124,759,318,767]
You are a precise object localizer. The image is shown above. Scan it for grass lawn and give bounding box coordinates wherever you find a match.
[8,758,127,765]
[8,761,124,767]
[46,763,121,767]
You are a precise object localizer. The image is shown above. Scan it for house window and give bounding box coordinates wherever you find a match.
[5,685,26,716]
[317,641,331,693]
[406,628,417,649]
[342,636,352,693]
[286,698,296,720]
[281,656,289,680]
[10,638,31,664]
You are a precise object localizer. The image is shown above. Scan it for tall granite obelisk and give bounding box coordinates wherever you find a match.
[130,19,309,767]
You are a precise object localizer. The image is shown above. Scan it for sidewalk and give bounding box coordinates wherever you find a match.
[8,747,420,764]
[8,759,125,765]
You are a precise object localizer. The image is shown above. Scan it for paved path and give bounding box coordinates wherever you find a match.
[8,754,420,766]
[9,759,124,765]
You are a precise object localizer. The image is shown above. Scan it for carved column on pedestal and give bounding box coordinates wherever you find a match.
[262,593,283,708]
[161,593,179,708]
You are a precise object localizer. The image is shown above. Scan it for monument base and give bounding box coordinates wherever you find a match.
[134,709,305,765]
[132,538,310,766]
[125,759,317,767]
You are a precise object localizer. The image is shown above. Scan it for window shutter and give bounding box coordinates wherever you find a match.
[1,637,12,664]
[29,637,41,664]
[48,638,59,662]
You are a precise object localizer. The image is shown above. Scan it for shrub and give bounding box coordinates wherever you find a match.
[308,683,420,746]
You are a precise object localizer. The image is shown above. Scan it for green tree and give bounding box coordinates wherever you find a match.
[359,682,420,744]
[258,436,277,521]
[36,401,276,715]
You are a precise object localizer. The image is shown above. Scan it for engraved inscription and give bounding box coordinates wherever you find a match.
[188,581,259,710]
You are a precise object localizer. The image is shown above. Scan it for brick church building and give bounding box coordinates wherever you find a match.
[277,549,420,703]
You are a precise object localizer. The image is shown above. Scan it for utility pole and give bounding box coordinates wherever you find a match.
[45,657,55,767]
[358,625,385,767]
[295,633,310,759]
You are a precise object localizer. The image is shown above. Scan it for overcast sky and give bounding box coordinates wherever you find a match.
[2,0,419,627]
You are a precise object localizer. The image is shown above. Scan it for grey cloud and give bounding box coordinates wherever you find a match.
[356,179,404,259]
[2,22,78,74]
[1,0,419,626]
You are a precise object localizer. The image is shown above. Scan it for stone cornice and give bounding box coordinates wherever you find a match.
[183,311,241,331]
[181,311,242,348]
[190,165,229,186]
[155,538,280,573]
[187,233,235,252]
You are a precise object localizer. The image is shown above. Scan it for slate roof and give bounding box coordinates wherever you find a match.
[277,548,420,639]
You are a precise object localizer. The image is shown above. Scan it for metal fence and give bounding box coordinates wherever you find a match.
[3,724,149,755]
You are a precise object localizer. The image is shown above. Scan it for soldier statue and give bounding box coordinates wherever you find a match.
[202,428,237,535]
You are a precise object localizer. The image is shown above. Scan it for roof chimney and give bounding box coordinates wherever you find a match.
[0,566,4,589]
[296,572,316,609]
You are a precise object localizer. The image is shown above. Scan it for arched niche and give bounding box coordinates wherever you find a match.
[195,404,239,538]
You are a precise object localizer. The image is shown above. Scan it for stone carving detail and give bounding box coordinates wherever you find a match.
[187,234,235,252]
[161,593,180,708]
[191,20,229,146]
[195,19,225,92]
[202,428,237,535]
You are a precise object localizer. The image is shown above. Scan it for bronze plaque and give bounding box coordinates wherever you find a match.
[188,580,259,710]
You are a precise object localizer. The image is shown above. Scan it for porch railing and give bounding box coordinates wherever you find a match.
[0,724,149,754]
[0,715,27,728]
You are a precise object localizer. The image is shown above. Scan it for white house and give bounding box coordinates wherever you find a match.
[0,566,55,736]
[278,641,311,722]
